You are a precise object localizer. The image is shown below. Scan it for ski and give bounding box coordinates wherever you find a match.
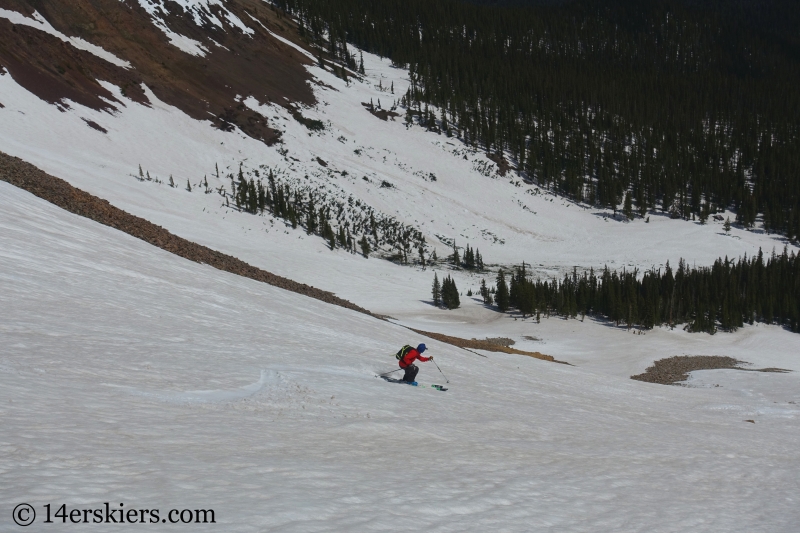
[380,376,447,391]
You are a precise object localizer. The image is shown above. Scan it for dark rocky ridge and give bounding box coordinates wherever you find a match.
[0,0,316,143]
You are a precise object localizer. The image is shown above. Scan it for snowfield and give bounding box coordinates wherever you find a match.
[2,181,800,532]
[2,9,800,531]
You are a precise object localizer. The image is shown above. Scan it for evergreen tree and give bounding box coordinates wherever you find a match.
[441,275,461,309]
[480,278,492,304]
[495,269,510,311]
[724,217,732,233]
[359,235,371,257]
[464,245,475,269]
[624,192,633,220]
[432,272,442,306]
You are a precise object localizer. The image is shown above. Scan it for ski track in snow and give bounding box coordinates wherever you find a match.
[1,26,800,532]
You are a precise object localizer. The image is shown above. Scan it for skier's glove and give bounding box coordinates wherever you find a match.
[428,356,434,360]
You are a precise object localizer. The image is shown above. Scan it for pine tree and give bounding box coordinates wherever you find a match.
[480,278,492,304]
[441,275,461,309]
[624,192,633,220]
[186,179,192,192]
[432,272,442,307]
[452,242,460,267]
[359,235,371,257]
[138,164,144,181]
[169,175,175,188]
[724,217,732,234]
[464,245,475,269]
[495,269,510,311]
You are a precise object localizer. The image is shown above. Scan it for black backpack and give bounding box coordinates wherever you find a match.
[395,345,414,361]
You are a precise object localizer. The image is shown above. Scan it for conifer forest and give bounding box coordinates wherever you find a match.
[274,0,800,333]
[277,0,799,236]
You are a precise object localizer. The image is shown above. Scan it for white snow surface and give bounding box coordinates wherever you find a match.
[2,32,800,530]
[0,8,132,68]
[2,181,800,532]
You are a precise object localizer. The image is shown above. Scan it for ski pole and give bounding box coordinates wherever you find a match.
[432,358,449,383]
[379,368,403,377]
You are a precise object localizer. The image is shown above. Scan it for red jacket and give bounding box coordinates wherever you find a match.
[399,348,430,368]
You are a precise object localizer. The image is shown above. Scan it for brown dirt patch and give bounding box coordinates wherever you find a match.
[477,337,515,347]
[486,152,514,176]
[409,328,561,363]
[631,355,792,385]
[0,151,373,316]
[82,119,107,133]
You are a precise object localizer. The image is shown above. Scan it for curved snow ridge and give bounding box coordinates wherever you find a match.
[105,369,278,404]
[0,8,131,69]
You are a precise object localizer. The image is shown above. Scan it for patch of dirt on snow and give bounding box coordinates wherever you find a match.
[478,337,516,347]
[409,328,562,363]
[631,355,792,385]
[486,152,514,176]
[82,118,107,133]
[0,151,373,317]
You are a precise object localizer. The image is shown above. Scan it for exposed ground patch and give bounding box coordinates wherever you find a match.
[631,355,791,385]
[409,328,559,363]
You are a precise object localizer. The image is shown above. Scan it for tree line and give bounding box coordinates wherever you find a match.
[485,249,800,333]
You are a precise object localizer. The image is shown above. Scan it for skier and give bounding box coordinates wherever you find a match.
[397,343,432,383]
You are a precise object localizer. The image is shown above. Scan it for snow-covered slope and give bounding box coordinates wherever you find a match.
[0,43,794,315]
[3,182,800,532]
[3,5,800,529]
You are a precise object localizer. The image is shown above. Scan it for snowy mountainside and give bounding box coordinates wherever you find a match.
[0,4,794,316]
[2,181,799,532]
[2,4,800,530]
[1,0,798,369]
